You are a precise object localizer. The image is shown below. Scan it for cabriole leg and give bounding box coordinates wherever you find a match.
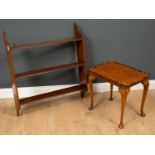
[118,87,130,129]
[140,80,149,117]
[88,73,96,110]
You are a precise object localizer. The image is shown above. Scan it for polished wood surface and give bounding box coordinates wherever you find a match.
[109,83,113,101]
[0,90,154,134]
[16,62,84,79]
[88,73,96,110]
[12,37,83,49]
[89,61,150,129]
[141,80,149,117]
[2,32,20,116]
[2,23,88,116]
[90,61,150,87]
[118,87,130,129]
[75,24,88,97]
[20,85,84,105]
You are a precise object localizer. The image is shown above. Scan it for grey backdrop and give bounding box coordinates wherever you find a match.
[0,19,154,88]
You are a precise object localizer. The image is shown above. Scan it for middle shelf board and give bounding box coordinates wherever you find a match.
[16,62,84,79]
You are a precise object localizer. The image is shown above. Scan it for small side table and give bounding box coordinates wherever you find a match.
[88,61,150,129]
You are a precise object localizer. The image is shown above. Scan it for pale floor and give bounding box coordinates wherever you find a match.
[0,90,155,135]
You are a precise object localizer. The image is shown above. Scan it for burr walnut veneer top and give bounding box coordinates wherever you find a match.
[90,61,150,87]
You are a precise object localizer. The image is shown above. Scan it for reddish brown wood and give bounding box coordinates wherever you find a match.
[2,32,20,116]
[118,87,130,129]
[90,61,150,88]
[140,79,149,117]
[89,61,150,129]
[88,73,96,110]
[2,24,87,115]
[16,62,84,79]
[20,84,84,105]
[109,83,113,101]
[12,37,83,49]
[74,24,88,98]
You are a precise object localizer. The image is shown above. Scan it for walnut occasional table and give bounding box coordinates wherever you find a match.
[88,61,150,129]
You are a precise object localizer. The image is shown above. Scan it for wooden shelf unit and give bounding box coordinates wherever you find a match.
[2,23,88,116]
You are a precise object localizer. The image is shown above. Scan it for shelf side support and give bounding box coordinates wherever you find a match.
[2,32,20,116]
[74,23,88,98]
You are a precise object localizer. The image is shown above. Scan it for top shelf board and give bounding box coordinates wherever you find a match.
[12,37,83,50]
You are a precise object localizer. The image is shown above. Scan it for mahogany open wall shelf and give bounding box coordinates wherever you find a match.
[2,23,88,116]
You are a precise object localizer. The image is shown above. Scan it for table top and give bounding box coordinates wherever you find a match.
[90,61,150,87]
